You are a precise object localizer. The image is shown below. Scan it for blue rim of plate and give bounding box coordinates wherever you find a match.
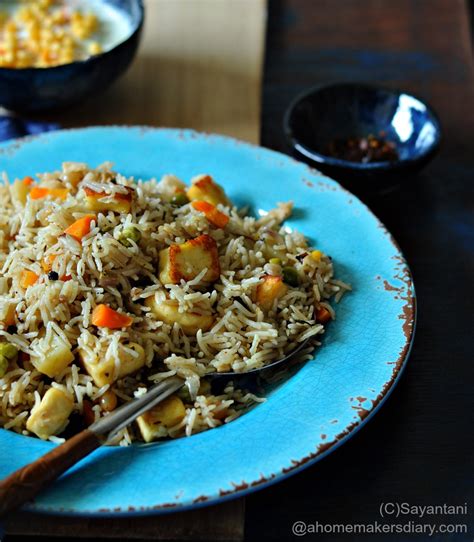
[0,127,416,516]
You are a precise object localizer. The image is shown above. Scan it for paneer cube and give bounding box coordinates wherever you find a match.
[78,342,146,387]
[30,333,75,378]
[255,275,289,311]
[26,387,73,440]
[84,187,132,214]
[145,295,214,335]
[187,175,231,207]
[136,395,185,443]
[159,234,220,285]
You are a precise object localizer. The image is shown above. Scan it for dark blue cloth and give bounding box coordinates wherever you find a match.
[0,116,59,142]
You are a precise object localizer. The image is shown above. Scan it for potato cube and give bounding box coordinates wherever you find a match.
[84,187,132,214]
[187,175,231,207]
[255,275,288,311]
[78,342,146,387]
[145,295,214,335]
[30,333,75,378]
[137,395,185,443]
[159,234,220,285]
[26,387,73,440]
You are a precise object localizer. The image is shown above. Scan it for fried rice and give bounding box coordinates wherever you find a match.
[0,162,350,444]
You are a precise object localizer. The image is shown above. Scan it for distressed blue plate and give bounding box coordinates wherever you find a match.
[0,127,415,515]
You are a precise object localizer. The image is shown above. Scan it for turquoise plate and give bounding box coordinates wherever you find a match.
[0,127,415,515]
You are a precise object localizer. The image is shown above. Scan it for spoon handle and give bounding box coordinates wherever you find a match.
[0,376,184,517]
[0,429,100,517]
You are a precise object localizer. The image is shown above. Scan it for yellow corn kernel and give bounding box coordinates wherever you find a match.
[88,41,102,55]
[0,1,102,68]
[311,250,323,261]
[51,9,67,25]
[15,50,33,68]
[4,20,17,34]
[59,51,74,64]
[27,21,40,42]
[39,0,54,9]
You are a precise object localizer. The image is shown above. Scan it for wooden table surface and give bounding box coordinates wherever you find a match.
[5,1,474,541]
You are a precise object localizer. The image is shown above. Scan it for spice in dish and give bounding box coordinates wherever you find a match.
[325,132,399,164]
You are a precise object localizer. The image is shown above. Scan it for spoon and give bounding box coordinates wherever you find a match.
[0,339,310,516]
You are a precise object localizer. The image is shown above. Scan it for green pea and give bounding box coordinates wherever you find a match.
[0,343,17,377]
[118,226,141,247]
[269,258,281,265]
[282,266,300,287]
[0,342,18,361]
[177,385,191,402]
[0,356,8,378]
[171,193,189,206]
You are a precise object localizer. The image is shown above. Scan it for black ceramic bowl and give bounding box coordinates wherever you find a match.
[284,82,441,190]
[0,0,144,112]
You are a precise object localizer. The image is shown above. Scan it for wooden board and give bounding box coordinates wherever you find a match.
[4,0,266,540]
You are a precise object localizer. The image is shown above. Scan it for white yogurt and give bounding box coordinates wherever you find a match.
[69,0,134,52]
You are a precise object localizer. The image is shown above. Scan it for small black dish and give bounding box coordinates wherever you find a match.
[284,82,442,192]
[0,0,144,113]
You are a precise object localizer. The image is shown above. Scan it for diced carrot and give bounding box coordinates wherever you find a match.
[64,215,96,241]
[192,200,213,213]
[20,270,39,289]
[30,187,49,200]
[91,304,133,329]
[316,306,332,324]
[61,275,72,282]
[22,176,35,186]
[30,186,68,200]
[192,200,229,228]
[41,254,57,273]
